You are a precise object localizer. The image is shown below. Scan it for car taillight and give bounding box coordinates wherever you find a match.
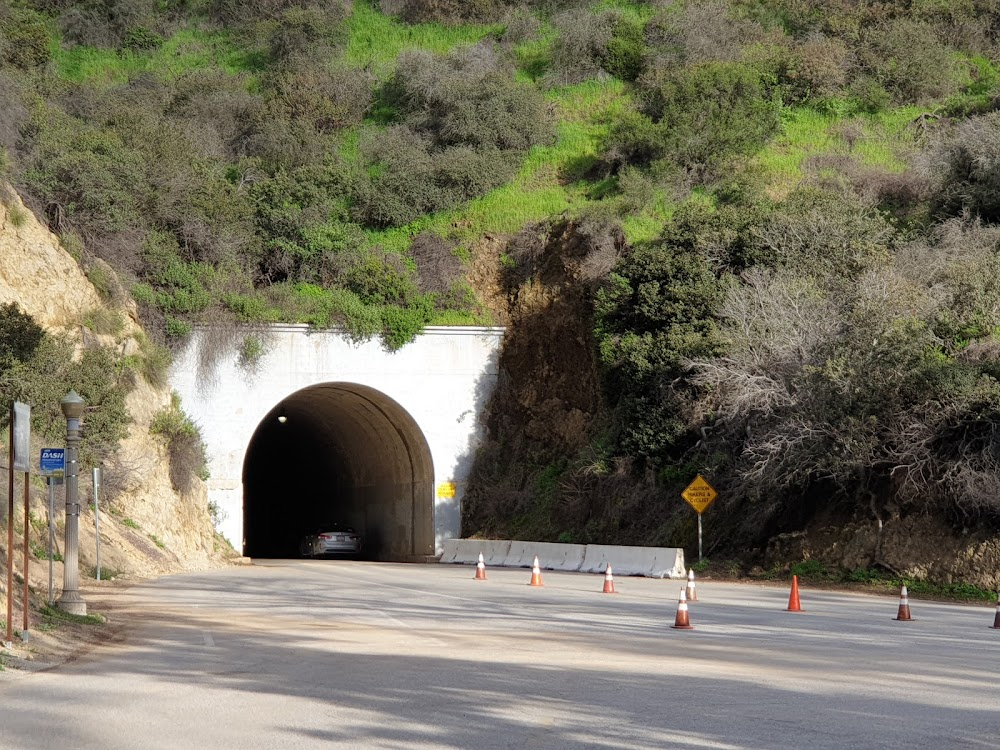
[319,534,332,540]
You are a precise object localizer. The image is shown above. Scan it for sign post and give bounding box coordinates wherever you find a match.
[40,449,65,606]
[93,467,102,581]
[682,475,717,563]
[8,402,30,648]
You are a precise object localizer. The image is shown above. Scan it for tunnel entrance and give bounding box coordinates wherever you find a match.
[242,383,435,560]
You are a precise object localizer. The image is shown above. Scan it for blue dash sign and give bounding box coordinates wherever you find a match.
[39,448,65,477]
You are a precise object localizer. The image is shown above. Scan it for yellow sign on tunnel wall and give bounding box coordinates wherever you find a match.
[437,482,456,499]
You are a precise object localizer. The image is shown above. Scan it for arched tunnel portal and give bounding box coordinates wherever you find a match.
[242,383,435,560]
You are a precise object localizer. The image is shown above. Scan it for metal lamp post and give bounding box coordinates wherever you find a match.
[57,390,86,615]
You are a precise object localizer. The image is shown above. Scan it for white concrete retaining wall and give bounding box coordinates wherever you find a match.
[441,540,686,579]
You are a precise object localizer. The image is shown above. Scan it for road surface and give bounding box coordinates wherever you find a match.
[0,561,996,749]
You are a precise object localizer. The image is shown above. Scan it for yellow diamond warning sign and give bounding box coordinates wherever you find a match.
[682,475,717,515]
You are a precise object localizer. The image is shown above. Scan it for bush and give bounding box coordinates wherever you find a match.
[150,393,209,493]
[352,127,518,228]
[266,5,348,69]
[928,111,1000,223]
[782,35,853,102]
[410,231,463,295]
[600,12,646,82]
[59,0,161,49]
[856,19,963,103]
[378,0,502,24]
[594,236,725,463]
[545,9,613,86]
[607,62,780,176]
[83,308,126,336]
[0,6,50,68]
[754,187,895,279]
[0,303,44,366]
[0,73,26,155]
[386,43,551,152]
[267,65,374,132]
[645,1,768,67]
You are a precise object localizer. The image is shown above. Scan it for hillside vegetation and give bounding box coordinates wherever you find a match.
[4,0,1000,575]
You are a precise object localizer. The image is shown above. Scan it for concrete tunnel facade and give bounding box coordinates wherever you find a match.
[168,325,505,558]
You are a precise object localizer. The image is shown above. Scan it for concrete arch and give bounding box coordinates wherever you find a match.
[168,325,503,556]
[242,383,435,560]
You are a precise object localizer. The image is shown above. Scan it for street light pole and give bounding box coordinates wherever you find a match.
[57,390,86,615]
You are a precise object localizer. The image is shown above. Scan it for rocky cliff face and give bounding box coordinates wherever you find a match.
[0,185,226,580]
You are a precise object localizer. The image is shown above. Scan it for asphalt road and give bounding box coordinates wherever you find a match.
[0,561,997,749]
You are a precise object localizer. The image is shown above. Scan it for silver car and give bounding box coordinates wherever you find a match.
[300,524,363,558]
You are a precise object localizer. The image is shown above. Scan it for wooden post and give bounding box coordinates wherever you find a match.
[22,470,29,637]
[7,403,14,647]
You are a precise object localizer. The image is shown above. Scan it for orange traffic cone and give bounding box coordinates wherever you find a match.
[671,588,694,630]
[990,594,1000,629]
[893,585,913,621]
[529,556,544,587]
[474,552,487,581]
[786,574,803,612]
[685,568,698,602]
[602,563,616,594]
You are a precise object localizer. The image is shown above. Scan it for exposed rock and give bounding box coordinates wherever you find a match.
[0,184,228,581]
[767,515,1000,591]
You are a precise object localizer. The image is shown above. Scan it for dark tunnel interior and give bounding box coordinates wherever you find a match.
[242,383,436,560]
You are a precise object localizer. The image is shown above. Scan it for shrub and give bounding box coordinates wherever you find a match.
[410,231,463,295]
[0,74,25,155]
[137,338,172,388]
[83,308,126,336]
[266,5,348,69]
[594,236,725,463]
[167,70,264,161]
[607,62,780,175]
[59,0,161,49]
[783,35,853,102]
[0,303,44,366]
[646,1,768,67]
[267,65,374,131]
[237,333,268,370]
[754,187,895,279]
[338,248,418,306]
[378,0,502,23]
[150,393,209,493]
[386,43,551,152]
[928,111,1000,223]
[545,9,613,86]
[856,19,963,103]
[0,7,50,68]
[600,12,646,82]
[122,26,163,51]
[353,127,517,228]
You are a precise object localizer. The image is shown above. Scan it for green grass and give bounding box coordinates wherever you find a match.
[754,105,921,197]
[346,0,501,76]
[364,80,629,254]
[39,605,106,625]
[51,28,259,85]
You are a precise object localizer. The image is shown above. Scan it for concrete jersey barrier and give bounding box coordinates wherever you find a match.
[580,544,686,579]
[440,539,685,579]
[439,539,511,566]
[504,541,587,571]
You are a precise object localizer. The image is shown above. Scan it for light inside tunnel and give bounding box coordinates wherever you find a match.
[242,383,435,560]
